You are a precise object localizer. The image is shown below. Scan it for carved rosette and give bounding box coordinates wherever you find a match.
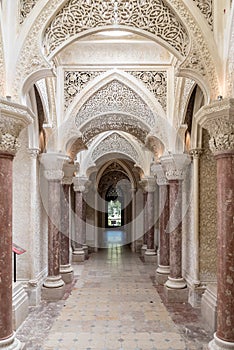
[40,153,69,181]
[151,162,168,186]
[139,176,157,193]
[0,100,34,155]
[195,98,234,154]
[73,176,90,193]
[160,154,191,181]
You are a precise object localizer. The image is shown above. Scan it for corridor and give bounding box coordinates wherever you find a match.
[17,245,211,350]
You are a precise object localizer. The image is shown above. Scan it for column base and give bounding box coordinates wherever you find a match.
[82,245,89,259]
[141,244,147,257]
[144,249,157,263]
[72,249,85,262]
[165,276,187,289]
[60,264,74,284]
[12,282,29,330]
[201,284,217,332]
[0,333,21,350]
[209,333,234,350]
[42,275,65,301]
[164,285,188,303]
[155,265,170,285]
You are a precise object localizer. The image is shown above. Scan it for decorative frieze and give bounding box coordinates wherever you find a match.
[44,0,189,57]
[126,71,167,111]
[20,0,38,24]
[76,80,155,129]
[195,98,234,153]
[192,0,213,30]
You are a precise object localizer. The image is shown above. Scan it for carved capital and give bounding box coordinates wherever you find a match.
[73,176,90,192]
[0,99,34,155]
[160,153,191,181]
[195,98,234,153]
[28,148,40,159]
[139,176,157,193]
[62,163,78,185]
[40,152,69,181]
[189,148,203,159]
[151,162,168,186]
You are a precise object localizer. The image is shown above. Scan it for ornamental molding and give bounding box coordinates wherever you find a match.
[192,0,213,30]
[75,80,156,129]
[195,98,234,153]
[126,71,167,111]
[44,0,189,57]
[20,0,39,24]
[91,132,140,165]
[139,176,157,192]
[160,153,191,180]
[170,0,218,96]
[0,100,34,154]
[81,113,149,144]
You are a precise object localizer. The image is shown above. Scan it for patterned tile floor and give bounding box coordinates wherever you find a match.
[17,244,212,350]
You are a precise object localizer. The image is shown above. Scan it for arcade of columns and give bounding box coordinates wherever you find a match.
[0,98,233,349]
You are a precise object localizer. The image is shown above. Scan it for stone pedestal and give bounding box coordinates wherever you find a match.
[60,264,74,284]
[0,100,33,350]
[144,249,157,264]
[83,244,89,259]
[141,244,147,257]
[201,284,217,332]
[72,248,85,262]
[156,265,170,285]
[12,282,29,331]
[164,285,188,303]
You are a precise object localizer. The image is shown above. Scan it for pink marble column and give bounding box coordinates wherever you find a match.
[75,190,84,249]
[196,98,234,349]
[0,101,32,350]
[212,151,234,347]
[143,191,148,246]
[156,183,170,276]
[40,153,67,300]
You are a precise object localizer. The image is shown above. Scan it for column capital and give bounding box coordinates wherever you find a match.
[0,99,34,155]
[62,163,78,185]
[151,162,168,186]
[40,152,69,181]
[195,98,234,154]
[160,153,191,181]
[28,148,40,159]
[73,176,90,192]
[189,148,203,159]
[139,176,157,192]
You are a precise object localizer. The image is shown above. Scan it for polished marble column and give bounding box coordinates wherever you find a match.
[40,153,67,300]
[161,154,190,301]
[196,98,234,350]
[140,177,157,263]
[141,191,148,256]
[60,163,76,283]
[152,163,170,284]
[72,176,89,262]
[0,100,33,350]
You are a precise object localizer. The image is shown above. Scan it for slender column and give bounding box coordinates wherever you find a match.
[0,100,33,349]
[161,154,190,291]
[40,153,67,300]
[141,191,148,255]
[72,176,89,262]
[130,188,136,252]
[196,98,234,350]
[140,177,157,263]
[190,149,203,286]
[60,163,76,283]
[152,163,170,282]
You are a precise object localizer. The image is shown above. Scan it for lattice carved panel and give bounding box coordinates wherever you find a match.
[92,133,140,164]
[81,114,148,144]
[64,71,103,110]
[20,0,39,24]
[76,80,155,128]
[192,0,213,29]
[127,71,167,111]
[44,0,189,56]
